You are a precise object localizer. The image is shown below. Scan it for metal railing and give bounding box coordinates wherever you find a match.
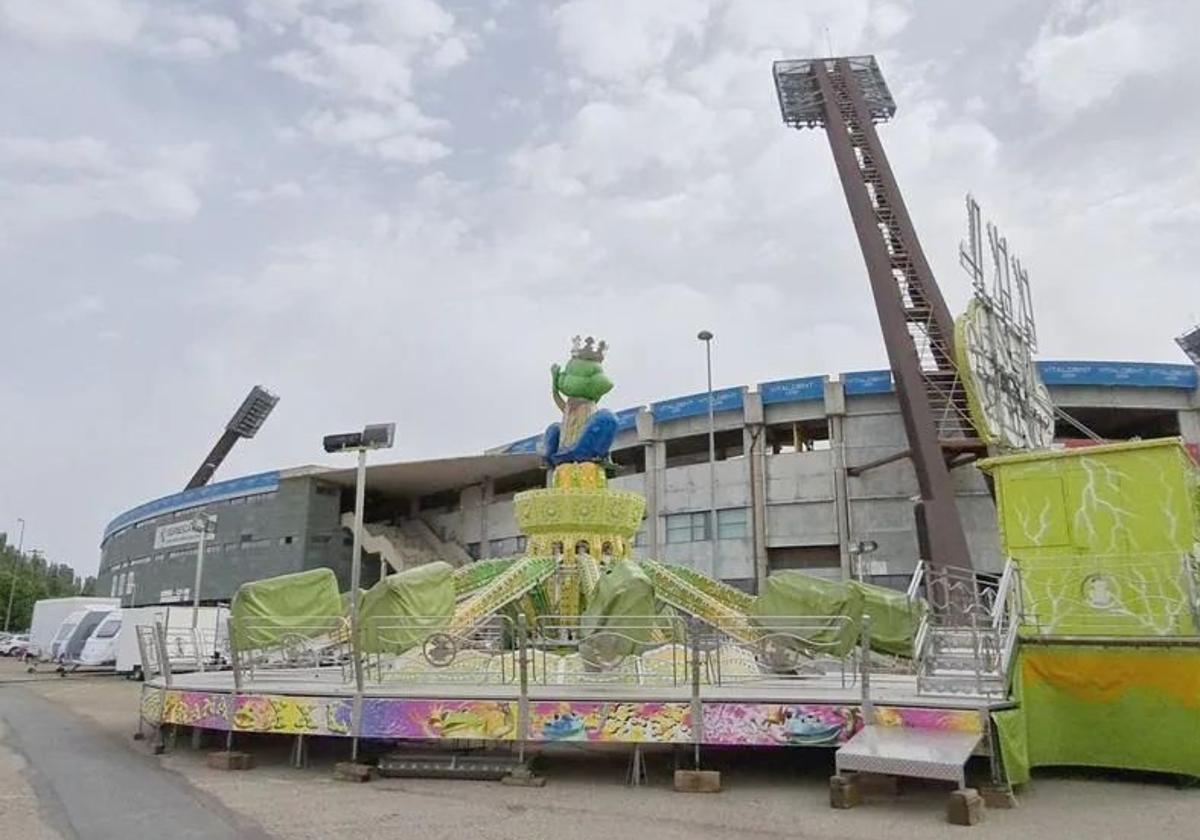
[228,616,353,684]
[365,614,516,685]
[910,559,1021,698]
[531,615,690,686]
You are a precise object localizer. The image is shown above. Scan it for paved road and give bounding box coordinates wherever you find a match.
[0,683,273,840]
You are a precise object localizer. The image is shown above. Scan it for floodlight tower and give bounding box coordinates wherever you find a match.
[773,56,978,571]
[184,386,280,490]
[1177,325,1200,366]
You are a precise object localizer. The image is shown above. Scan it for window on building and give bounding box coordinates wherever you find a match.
[279,535,294,545]
[110,576,120,597]
[467,542,481,560]
[515,535,527,554]
[489,538,508,557]
[717,508,748,540]
[241,538,270,550]
[310,534,332,545]
[124,571,136,596]
[666,512,709,543]
[633,528,647,547]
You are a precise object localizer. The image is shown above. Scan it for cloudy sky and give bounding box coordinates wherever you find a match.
[2,0,1196,575]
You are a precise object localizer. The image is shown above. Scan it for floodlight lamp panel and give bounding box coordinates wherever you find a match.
[1176,325,1200,366]
[773,54,895,129]
[362,422,396,450]
[226,385,279,438]
[323,432,363,453]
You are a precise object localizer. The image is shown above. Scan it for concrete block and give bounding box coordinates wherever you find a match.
[829,774,861,809]
[333,762,375,783]
[947,788,985,826]
[207,751,255,771]
[674,770,721,793]
[979,785,1018,809]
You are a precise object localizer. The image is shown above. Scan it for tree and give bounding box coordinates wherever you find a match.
[0,547,87,631]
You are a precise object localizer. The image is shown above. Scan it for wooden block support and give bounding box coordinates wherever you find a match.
[674,770,721,793]
[947,788,985,826]
[829,774,862,809]
[501,770,547,788]
[207,751,255,771]
[333,762,375,783]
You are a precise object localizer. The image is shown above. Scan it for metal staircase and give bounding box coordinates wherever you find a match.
[824,67,975,441]
[909,560,1020,698]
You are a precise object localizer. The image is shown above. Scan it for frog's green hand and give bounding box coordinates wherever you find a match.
[550,363,565,410]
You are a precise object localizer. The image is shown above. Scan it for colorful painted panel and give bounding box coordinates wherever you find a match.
[702,703,861,746]
[233,694,352,736]
[160,690,232,730]
[529,701,693,743]
[873,706,982,734]
[360,698,517,740]
[140,687,165,726]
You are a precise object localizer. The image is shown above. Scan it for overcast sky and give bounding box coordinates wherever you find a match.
[2,0,1197,576]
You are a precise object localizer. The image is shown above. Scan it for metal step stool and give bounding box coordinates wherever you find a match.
[835,725,981,788]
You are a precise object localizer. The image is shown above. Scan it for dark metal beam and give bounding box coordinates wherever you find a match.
[810,58,974,570]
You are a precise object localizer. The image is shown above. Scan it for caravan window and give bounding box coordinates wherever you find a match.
[94,618,121,639]
[54,622,77,642]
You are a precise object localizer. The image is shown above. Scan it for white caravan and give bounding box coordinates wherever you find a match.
[116,604,229,678]
[54,606,114,664]
[28,597,120,661]
[76,610,123,668]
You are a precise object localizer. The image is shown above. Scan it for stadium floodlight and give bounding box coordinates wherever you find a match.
[226,386,279,438]
[1176,325,1200,366]
[323,421,396,748]
[323,422,396,453]
[184,385,280,491]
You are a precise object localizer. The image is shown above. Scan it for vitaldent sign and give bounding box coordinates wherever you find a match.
[153,519,216,550]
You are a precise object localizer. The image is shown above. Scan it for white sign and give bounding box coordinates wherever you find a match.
[153,519,216,550]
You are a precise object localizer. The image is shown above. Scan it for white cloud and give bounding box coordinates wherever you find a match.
[0,0,144,47]
[1020,0,1181,117]
[0,0,239,59]
[0,136,207,226]
[552,0,712,84]
[261,0,473,162]
[235,181,305,204]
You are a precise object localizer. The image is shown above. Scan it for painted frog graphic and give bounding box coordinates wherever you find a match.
[541,336,618,467]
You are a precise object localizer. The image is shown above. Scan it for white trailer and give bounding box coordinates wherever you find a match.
[28,597,120,661]
[116,604,229,677]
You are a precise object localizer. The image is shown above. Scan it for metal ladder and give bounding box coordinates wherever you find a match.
[826,68,975,440]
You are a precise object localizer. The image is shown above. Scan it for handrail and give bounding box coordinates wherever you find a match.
[905,560,925,601]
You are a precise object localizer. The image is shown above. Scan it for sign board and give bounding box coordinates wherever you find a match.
[652,387,744,422]
[153,519,216,550]
[841,370,893,395]
[759,375,826,406]
[1036,361,1197,390]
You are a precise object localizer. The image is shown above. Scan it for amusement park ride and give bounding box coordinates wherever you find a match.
[134,55,1200,821]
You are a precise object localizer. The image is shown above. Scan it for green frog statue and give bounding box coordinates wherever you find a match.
[540,336,618,468]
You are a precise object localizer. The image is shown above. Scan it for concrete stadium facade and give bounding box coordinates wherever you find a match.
[97,360,1200,605]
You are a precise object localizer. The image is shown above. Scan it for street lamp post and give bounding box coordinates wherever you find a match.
[323,422,395,762]
[191,513,216,627]
[4,518,25,632]
[697,331,718,578]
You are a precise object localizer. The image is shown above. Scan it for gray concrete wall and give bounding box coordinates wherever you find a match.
[97,476,351,605]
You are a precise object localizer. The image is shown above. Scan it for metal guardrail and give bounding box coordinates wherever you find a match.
[229,616,352,684]
[365,614,516,685]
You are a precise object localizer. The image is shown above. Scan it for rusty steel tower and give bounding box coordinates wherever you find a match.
[773,55,979,571]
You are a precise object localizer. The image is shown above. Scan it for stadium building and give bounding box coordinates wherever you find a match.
[97,360,1199,606]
